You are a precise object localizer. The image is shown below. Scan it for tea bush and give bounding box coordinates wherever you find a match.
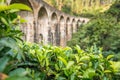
[1,41,120,80]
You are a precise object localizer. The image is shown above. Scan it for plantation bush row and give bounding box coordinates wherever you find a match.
[0,1,120,80]
[1,41,120,80]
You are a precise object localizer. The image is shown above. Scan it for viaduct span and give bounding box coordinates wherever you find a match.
[7,0,89,47]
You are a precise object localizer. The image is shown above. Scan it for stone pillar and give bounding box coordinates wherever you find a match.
[19,11,34,42]
[51,23,58,46]
[55,24,60,46]
[73,20,77,33]
[6,0,11,5]
[50,13,58,45]
[38,19,49,44]
[67,23,72,41]
[60,16,66,47]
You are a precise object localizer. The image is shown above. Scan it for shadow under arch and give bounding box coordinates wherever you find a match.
[51,12,58,23]
[38,6,48,20]
[60,15,65,23]
[39,33,44,44]
[82,20,85,23]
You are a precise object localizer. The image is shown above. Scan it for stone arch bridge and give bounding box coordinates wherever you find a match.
[7,0,89,47]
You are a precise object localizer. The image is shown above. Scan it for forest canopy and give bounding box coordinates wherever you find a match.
[67,1,120,56]
[44,0,116,17]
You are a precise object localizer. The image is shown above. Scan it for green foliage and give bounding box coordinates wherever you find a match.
[0,3,31,12]
[1,41,120,80]
[62,5,72,14]
[0,1,32,80]
[0,1,120,80]
[0,3,31,39]
[107,0,120,22]
[68,1,120,54]
[44,0,115,17]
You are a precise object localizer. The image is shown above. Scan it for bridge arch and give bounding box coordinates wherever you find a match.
[72,18,76,34]
[60,16,65,23]
[66,17,71,41]
[38,6,49,44]
[59,15,66,46]
[77,19,81,31]
[50,12,60,45]
[38,6,48,20]
[10,0,34,42]
[51,12,58,22]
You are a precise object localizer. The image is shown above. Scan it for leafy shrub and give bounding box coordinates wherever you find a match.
[107,1,120,22]
[0,1,32,80]
[1,41,120,80]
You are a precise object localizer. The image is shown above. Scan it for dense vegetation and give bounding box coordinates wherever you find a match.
[68,1,120,59]
[2,41,120,80]
[44,0,115,17]
[0,0,120,80]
